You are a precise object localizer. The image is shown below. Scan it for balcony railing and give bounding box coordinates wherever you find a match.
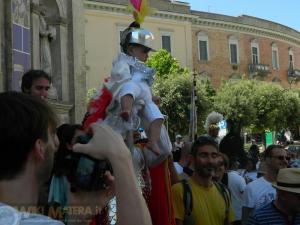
[248,64,271,77]
[287,69,300,83]
[288,69,300,77]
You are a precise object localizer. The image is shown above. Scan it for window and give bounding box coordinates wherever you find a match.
[289,48,294,69]
[161,35,171,53]
[251,40,260,64]
[230,44,238,64]
[252,47,258,64]
[199,41,208,60]
[271,43,279,69]
[117,25,127,52]
[228,36,239,64]
[160,30,172,53]
[198,32,209,61]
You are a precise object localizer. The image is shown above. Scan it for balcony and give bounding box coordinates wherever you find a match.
[288,68,300,77]
[248,64,271,79]
[287,68,300,82]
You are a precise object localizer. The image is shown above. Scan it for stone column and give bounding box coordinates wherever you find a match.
[69,0,87,123]
[30,2,40,69]
[48,16,69,101]
[4,0,13,90]
[49,100,73,125]
[0,0,4,91]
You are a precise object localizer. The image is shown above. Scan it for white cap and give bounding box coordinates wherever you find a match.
[176,134,182,139]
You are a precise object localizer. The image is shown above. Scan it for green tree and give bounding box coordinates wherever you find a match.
[213,79,257,132]
[214,80,300,143]
[252,83,286,132]
[147,49,189,78]
[148,49,214,139]
[282,90,300,130]
[152,74,213,139]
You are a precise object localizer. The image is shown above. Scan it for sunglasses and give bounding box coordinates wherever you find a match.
[272,155,291,161]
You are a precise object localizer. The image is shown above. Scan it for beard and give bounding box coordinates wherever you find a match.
[194,163,216,178]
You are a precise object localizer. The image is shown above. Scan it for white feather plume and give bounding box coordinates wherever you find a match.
[204,111,223,132]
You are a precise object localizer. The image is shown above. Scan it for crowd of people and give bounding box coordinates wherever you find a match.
[1,16,300,225]
[172,133,300,225]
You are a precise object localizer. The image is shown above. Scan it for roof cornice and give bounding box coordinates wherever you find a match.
[192,18,300,47]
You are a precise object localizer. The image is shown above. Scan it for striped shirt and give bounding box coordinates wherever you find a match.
[246,201,300,225]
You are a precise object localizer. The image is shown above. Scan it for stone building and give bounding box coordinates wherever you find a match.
[0,0,87,123]
[84,0,300,89]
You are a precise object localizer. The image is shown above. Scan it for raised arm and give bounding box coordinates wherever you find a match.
[72,123,152,225]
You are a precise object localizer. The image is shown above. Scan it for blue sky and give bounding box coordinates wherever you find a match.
[186,0,300,32]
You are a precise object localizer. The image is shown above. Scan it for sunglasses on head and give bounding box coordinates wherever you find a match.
[272,155,291,161]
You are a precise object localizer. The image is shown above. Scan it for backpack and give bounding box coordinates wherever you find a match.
[181,179,195,225]
[181,180,231,225]
[214,181,231,225]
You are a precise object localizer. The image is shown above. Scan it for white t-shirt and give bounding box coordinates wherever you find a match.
[227,171,246,221]
[0,203,63,225]
[243,171,258,183]
[242,176,276,211]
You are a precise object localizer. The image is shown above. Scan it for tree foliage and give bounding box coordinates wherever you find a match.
[147,50,300,139]
[213,79,257,130]
[147,49,189,78]
[148,49,214,139]
[280,89,300,130]
[214,79,300,134]
[152,74,213,139]
[253,83,287,132]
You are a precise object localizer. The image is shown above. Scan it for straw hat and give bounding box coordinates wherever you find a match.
[273,168,300,194]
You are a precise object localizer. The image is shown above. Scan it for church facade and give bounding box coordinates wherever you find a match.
[0,0,87,123]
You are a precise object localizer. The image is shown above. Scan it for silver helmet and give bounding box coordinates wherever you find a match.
[121,28,155,51]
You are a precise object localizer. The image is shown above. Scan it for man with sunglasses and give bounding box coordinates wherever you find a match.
[242,145,288,224]
[246,168,300,225]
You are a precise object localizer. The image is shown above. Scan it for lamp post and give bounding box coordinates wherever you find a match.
[189,70,197,141]
[288,76,296,89]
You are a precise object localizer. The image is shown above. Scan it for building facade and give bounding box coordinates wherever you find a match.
[191,13,300,88]
[0,0,87,123]
[84,0,300,89]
